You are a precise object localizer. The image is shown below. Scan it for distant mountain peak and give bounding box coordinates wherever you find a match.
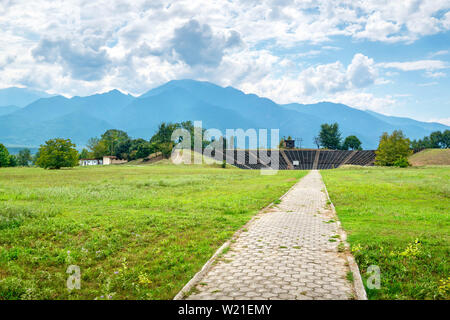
[0,79,448,149]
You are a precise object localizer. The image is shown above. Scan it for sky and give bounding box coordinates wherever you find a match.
[0,0,449,125]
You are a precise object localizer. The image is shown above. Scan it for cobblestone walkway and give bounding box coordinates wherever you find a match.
[185,170,355,300]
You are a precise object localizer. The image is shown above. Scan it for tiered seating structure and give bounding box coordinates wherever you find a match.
[208,149,375,170]
[284,150,316,170]
[317,150,354,169]
[342,150,376,166]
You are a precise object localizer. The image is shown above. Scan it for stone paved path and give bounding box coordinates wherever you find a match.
[185,170,355,300]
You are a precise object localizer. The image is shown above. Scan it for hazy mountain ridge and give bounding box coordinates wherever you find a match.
[0,80,448,149]
[0,105,20,116]
[0,87,54,108]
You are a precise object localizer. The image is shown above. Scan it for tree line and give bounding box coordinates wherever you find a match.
[81,121,208,161]
[0,121,205,169]
[410,130,450,152]
[0,145,33,167]
[1,120,448,169]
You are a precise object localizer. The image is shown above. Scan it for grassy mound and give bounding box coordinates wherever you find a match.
[409,149,450,166]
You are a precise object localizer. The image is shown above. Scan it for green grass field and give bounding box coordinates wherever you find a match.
[1,162,448,300]
[321,166,450,300]
[0,163,305,300]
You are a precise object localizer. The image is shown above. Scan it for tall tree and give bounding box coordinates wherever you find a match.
[17,148,32,166]
[0,143,10,167]
[443,130,450,148]
[8,154,17,167]
[101,129,130,155]
[342,135,362,150]
[375,130,412,166]
[318,123,342,150]
[87,137,109,159]
[429,131,443,148]
[78,148,91,160]
[36,138,79,169]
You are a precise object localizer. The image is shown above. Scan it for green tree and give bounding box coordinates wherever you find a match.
[87,130,132,159]
[429,131,444,148]
[87,137,109,159]
[375,130,412,166]
[135,141,154,159]
[78,148,91,160]
[158,141,175,158]
[410,139,425,152]
[150,122,181,145]
[126,139,153,160]
[443,130,450,148]
[318,123,342,149]
[36,138,79,169]
[342,135,362,150]
[17,148,32,166]
[8,154,17,167]
[32,150,40,165]
[101,129,130,155]
[114,139,132,160]
[411,130,450,151]
[0,143,10,167]
[150,121,210,157]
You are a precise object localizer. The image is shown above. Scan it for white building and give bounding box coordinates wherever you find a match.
[79,159,103,166]
[79,156,127,166]
[103,155,127,165]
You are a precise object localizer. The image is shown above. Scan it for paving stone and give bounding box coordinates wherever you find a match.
[186,170,355,300]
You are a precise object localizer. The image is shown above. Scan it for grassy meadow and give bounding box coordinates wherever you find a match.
[0,162,305,300]
[321,166,450,300]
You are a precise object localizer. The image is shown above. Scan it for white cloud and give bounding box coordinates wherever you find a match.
[326,92,397,113]
[292,53,378,96]
[232,53,395,114]
[428,50,449,58]
[425,71,446,78]
[347,54,377,88]
[0,0,448,116]
[418,81,439,86]
[443,11,450,29]
[32,38,112,81]
[378,60,448,71]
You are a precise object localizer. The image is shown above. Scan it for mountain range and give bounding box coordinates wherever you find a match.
[0,80,448,150]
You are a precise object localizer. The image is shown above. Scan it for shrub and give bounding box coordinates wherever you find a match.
[393,157,410,168]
